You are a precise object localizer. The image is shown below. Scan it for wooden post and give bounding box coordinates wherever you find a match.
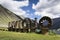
[41,27,49,35]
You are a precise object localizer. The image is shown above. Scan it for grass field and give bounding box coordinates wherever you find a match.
[0,31,60,40]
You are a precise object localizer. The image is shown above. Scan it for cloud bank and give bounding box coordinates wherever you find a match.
[0,0,29,16]
[0,0,60,19]
[33,0,60,19]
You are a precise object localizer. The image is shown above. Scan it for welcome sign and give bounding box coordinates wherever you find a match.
[8,16,52,34]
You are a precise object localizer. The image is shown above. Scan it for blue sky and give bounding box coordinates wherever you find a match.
[0,0,60,20]
[21,0,39,19]
[15,0,40,19]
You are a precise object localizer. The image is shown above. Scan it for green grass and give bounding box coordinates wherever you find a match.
[0,31,60,40]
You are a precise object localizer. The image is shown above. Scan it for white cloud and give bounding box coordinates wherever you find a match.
[24,13,34,19]
[33,0,60,19]
[0,0,29,16]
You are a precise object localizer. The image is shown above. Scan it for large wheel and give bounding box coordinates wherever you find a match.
[39,16,52,28]
[39,16,52,34]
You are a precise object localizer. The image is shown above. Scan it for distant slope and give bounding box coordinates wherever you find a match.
[0,5,23,27]
[50,18,60,29]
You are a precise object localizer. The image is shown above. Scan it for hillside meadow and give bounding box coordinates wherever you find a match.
[0,30,60,40]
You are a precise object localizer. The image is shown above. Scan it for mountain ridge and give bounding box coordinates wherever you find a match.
[0,4,23,27]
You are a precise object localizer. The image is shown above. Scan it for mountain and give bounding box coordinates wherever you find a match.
[49,18,60,34]
[0,5,23,27]
[50,18,60,29]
